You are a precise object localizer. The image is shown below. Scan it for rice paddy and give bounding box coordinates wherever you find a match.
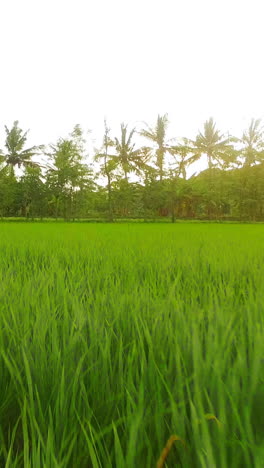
[0,222,264,467]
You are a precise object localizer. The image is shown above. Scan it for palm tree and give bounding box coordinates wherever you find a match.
[94,120,118,221]
[170,139,195,179]
[3,121,43,169]
[140,114,172,181]
[187,118,236,220]
[241,118,264,166]
[164,140,195,223]
[114,123,150,181]
[189,118,236,173]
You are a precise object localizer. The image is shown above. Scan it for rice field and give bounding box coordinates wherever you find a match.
[0,222,264,467]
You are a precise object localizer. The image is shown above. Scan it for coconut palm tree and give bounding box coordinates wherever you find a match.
[187,118,236,219]
[114,123,150,181]
[241,118,264,166]
[188,118,236,173]
[3,121,43,169]
[140,114,172,181]
[94,120,118,221]
[169,138,195,179]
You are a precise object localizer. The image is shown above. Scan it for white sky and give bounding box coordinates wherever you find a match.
[1,0,264,175]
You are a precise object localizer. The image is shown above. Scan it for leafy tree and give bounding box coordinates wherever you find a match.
[0,166,19,216]
[0,151,4,168]
[3,121,43,170]
[164,173,197,222]
[111,179,144,218]
[46,126,94,219]
[19,166,46,219]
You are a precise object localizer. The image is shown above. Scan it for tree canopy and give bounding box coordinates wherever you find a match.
[0,116,263,222]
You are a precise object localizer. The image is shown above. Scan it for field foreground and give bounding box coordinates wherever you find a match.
[0,223,264,467]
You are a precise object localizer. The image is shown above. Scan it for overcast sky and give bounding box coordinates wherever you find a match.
[1,0,264,172]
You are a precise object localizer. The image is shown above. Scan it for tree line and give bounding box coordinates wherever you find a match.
[0,115,264,222]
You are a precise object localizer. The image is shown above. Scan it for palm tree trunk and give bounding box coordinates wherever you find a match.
[69,188,73,221]
[158,147,164,181]
[207,152,213,220]
[104,148,113,221]
[107,174,113,222]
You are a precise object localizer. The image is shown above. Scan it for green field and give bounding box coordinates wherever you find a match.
[1,223,264,467]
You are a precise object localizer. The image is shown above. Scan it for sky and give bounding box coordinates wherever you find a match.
[1,0,264,175]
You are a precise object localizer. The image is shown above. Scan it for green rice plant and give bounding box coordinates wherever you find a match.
[0,223,264,466]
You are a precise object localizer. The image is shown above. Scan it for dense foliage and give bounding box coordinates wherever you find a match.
[1,117,264,221]
[1,223,264,467]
